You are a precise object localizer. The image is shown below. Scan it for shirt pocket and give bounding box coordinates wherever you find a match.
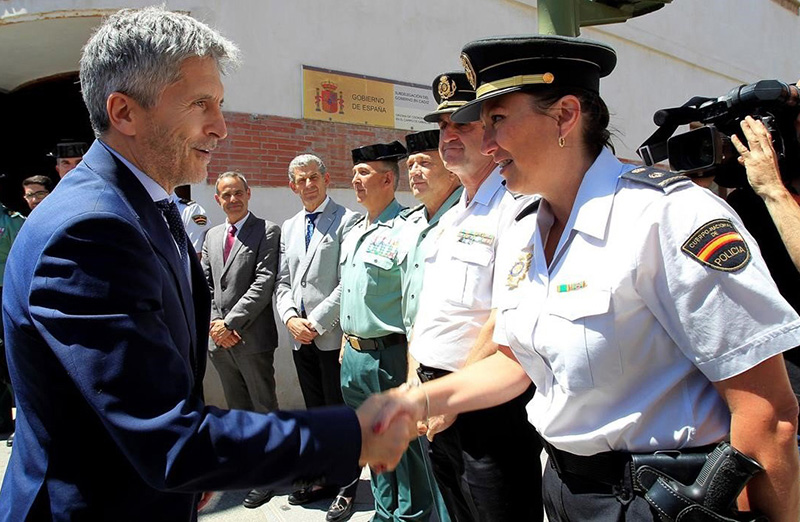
[363,254,394,296]
[542,288,619,392]
[444,243,493,306]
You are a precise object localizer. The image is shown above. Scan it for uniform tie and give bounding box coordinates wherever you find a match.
[223,224,237,264]
[305,212,319,251]
[155,198,189,275]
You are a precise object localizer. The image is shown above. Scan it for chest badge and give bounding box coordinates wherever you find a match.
[506,252,532,289]
[556,281,587,293]
[682,219,750,272]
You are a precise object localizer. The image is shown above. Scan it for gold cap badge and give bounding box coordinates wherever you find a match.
[438,75,457,100]
[460,53,477,90]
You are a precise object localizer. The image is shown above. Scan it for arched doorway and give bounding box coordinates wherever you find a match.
[0,74,93,214]
[0,11,106,213]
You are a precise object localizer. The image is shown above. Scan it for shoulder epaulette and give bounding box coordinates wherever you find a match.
[399,204,425,219]
[621,166,689,190]
[178,198,194,205]
[515,198,541,222]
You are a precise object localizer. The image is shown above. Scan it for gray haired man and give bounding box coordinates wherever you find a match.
[276,154,362,522]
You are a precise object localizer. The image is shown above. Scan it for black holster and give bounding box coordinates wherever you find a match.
[631,442,768,522]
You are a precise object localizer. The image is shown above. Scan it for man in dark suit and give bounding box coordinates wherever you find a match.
[0,7,415,521]
[276,154,362,521]
[202,170,282,508]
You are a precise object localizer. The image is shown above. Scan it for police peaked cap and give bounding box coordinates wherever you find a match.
[351,140,407,164]
[423,71,476,122]
[452,34,617,123]
[405,129,440,154]
[48,140,89,159]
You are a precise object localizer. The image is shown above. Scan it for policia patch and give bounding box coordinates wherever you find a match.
[681,219,750,272]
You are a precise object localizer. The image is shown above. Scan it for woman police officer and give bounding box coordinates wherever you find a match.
[377,35,800,521]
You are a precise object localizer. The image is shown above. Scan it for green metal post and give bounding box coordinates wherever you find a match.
[538,0,580,36]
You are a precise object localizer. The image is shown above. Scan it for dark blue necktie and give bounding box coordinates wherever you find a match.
[155,198,189,276]
[301,212,320,317]
[305,212,319,251]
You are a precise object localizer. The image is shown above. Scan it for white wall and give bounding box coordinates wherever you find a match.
[8,0,798,158]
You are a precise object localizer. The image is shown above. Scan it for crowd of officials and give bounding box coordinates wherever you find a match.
[0,6,799,522]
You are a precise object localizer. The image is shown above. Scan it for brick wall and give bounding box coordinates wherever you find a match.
[209,112,415,190]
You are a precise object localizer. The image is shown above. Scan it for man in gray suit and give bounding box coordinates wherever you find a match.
[202,170,281,509]
[276,154,361,522]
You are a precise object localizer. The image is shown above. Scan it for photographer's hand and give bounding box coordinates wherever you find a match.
[732,116,785,199]
[733,116,800,274]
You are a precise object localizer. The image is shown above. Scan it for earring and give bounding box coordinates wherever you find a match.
[558,135,566,148]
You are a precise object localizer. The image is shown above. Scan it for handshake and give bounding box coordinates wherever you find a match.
[354,386,429,472]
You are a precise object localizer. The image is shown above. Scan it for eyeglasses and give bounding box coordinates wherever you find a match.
[23,191,49,201]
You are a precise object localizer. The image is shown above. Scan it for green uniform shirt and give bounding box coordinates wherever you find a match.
[340,199,407,338]
[399,187,463,334]
[0,206,24,286]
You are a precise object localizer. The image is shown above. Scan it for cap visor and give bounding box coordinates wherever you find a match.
[423,108,456,123]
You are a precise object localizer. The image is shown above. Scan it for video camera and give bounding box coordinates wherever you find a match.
[637,79,800,187]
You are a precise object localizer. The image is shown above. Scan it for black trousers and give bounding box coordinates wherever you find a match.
[429,384,543,522]
[292,340,344,409]
[542,464,657,521]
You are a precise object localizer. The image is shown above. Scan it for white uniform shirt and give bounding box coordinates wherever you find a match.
[410,168,529,371]
[493,148,800,456]
[173,194,211,254]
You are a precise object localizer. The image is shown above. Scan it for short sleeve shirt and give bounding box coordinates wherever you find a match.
[399,187,463,334]
[340,199,407,338]
[173,196,210,254]
[409,169,529,371]
[494,148,800,455]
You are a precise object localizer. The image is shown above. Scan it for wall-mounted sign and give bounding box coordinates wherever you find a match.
[302,65,436,131]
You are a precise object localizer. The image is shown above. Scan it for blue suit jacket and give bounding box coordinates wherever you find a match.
[0,142,361,521]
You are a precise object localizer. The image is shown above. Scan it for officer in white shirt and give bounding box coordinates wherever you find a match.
[382,36,800,522]
[173,185,210,258]
[406,71,544,522]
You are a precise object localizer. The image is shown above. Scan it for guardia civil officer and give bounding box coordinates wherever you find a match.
[340,141,436,521]
[377,36,800,522]
[398,128,462,335]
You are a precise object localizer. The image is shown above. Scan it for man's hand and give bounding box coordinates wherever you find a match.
[209,319,241,348]
[287,317,318,344]
[732,116,786,200]
[356,394,418,473]
[425,413,457,442]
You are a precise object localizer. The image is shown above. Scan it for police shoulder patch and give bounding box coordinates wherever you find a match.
[621,166,689,191]
[192,214,208,226]
[681,219,750,272]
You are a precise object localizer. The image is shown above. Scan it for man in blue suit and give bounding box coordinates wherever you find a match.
[0,7,415,521]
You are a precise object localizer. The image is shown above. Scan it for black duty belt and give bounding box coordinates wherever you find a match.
[543,439,716,492]
[416,364,452,383]
[344,333,406,352]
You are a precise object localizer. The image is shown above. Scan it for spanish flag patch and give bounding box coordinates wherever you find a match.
[681,219,750,272]
[192,215,208,226]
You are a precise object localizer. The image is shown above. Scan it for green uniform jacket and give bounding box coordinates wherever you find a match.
[0,206,25,286]
[339,199,406,338]
[399,187,463,334]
